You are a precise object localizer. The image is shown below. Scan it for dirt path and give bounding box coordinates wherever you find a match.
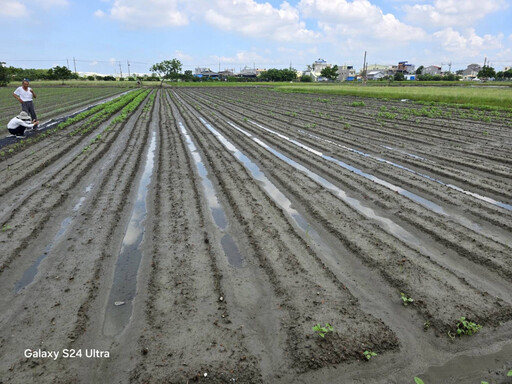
[0,88,511,384]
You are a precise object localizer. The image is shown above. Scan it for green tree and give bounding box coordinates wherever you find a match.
[394,72,405,81]
[150,59,183,86]
[0,62,8,86]
[47,66,75,81]
[320,65,339,81]
[259,68,297,82]
[415,65,424,75]
[477,66,496,80]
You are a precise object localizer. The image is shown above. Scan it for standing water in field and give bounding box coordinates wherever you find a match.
[14,184,94,294]
[178,121,243,267]
[103,131,156,337]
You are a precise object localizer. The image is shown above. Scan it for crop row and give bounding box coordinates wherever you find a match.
[81,90,153,154]
[0,87,125,126]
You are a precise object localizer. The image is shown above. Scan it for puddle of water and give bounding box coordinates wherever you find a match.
[178,121,242,267]
[380,145,427,161]
[14,217,72,294]
[250,121,445,215]
[296,128,512,212]
[103,131,156,337]
[221,235,244,268]
[419,341,512,384]
[203,120,340,266]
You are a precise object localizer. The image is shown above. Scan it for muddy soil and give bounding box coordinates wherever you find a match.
[0,87,511,384]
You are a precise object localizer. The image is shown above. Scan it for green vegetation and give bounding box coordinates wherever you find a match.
[363,350,377,360]
[312,323,334,338]
[413,377,424,384]
[259,68,297,82]
[400,292,414,306]
[150,58,183,86]
[456,317,482,336]
[274,83,512,110]
[351,101,366,107]
[2,224,12,232]
[320,65,339,81]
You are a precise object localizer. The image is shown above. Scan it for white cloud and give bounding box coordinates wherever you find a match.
[0,0,27,17]
[108,0,189,28]
[298,0,426,42]
[203,0,319,42]
[405,0,507,28]
[211,50,268,65]
[433,28,503,56]
[94,9,106,18]
[174,50,193,62]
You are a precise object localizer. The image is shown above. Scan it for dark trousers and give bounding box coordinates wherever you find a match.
[8,126,25,136]
[22,101,37,121]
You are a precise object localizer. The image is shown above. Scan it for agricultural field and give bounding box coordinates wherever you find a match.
[0,85,132,127]
[0,86,511,383]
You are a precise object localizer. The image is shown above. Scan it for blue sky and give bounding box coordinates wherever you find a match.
[1,0,511,75]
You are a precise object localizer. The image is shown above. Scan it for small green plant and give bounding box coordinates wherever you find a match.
[414,377,425,384]
[312,323,334,338]
[507,369,512,376]
[343,123,350,130]
[423,320,430,330]
[363,350,377,360]
[456,317,482,336]
[351,101,365,107]
[2,224,12,232]
[400,292,414,306]
[243,117,248,122]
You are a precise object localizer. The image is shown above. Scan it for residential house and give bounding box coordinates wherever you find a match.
[366,70,386,80]
[397,61,415,74]
[462,63,481,80]
[337,65,356,81]
[422,65,442,75]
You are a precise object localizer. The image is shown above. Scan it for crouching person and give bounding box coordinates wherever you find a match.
[7,111,39,139]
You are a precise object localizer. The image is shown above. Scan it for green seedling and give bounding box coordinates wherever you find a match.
[400,292,414,306]
[507,369,512,376]
[2,224,12,232]
[312,323,334,338]
[414,377,425,384]
[363,350,377,360]
[456,317,482,336]
[423,321,430,330]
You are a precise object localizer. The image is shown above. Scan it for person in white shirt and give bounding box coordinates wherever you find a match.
[7,111,39,138]
[13,79,38,126]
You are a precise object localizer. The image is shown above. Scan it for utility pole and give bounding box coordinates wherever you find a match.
[362,51,367,85]
[448,62,452,73]
[127,60,131,77]
[119,62,123,78]
[73,57,77,75]
[484,57,487,67]
[67,58,70,69]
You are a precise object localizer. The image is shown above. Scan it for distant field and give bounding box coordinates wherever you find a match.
[273,83,512,110]
[0,86,126,127]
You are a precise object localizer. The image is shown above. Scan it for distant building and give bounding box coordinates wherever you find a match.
[239,66,257,78]
[194,68,219,79]
[462,63,481,80]
[302,58,333,81]
[337,65,356,81]
[422,65,442,76]
[366,70,386,80]
[504,66,511,72]
[397,61,415,74]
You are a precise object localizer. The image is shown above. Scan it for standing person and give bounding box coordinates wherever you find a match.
[6,111,39,138]
[13,79,38,127]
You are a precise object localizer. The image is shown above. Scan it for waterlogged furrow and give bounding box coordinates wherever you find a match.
[103,130,156,337]
[173,89,512,335]
[178,121,243,267]
[172,91,400,370]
